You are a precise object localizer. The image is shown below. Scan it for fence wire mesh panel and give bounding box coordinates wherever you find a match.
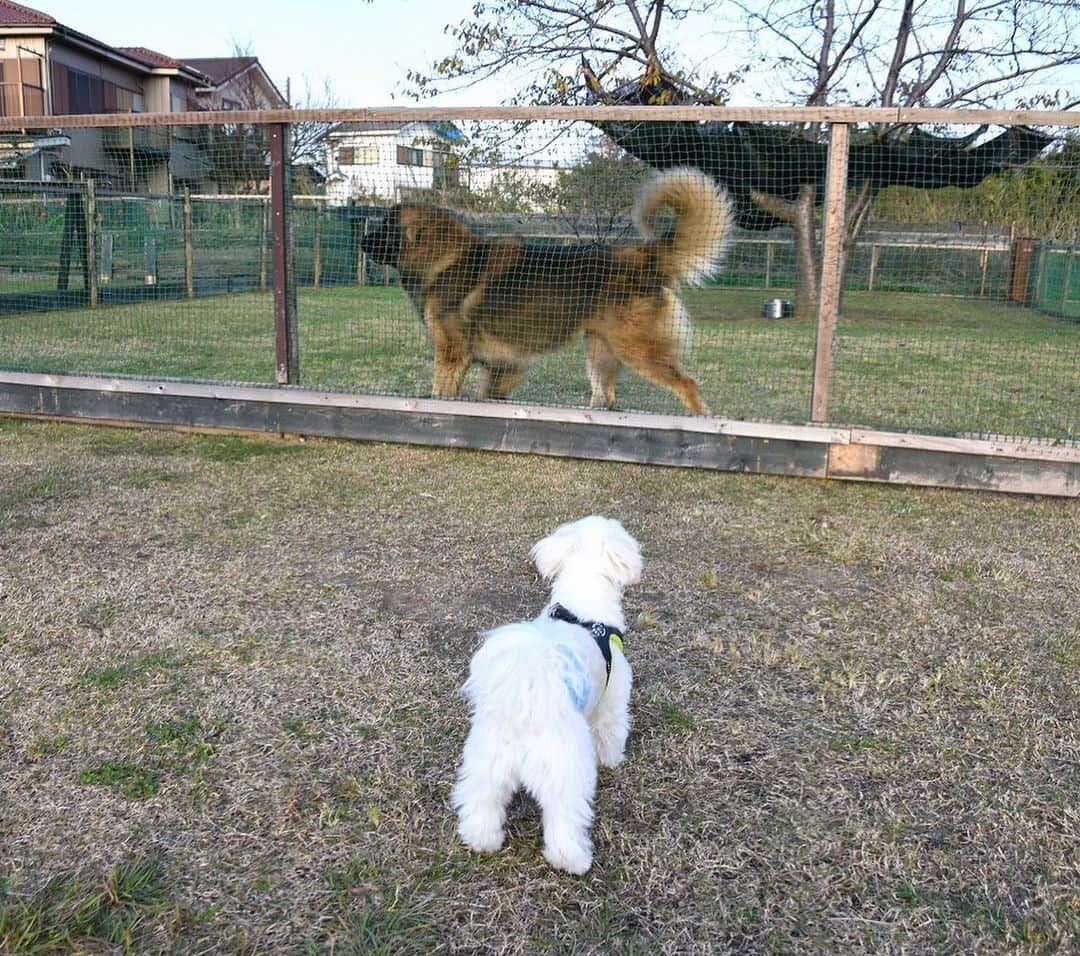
[0,109,1077,447]
[0,121,279,384]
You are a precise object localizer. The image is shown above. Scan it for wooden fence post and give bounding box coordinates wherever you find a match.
[867,244,879,292]
[84,180,98,308]
[810,122,850,423]
[143,237,158,285]
[313,200,324,288]
[99,234,113,285]
[57,188,76,292]
[183,186,194,298]
[356,224,367,286]
[258,200,269,291]
[269,123,299,385]
[1062,248,1075,315]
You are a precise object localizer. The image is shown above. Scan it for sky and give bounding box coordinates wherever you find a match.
[29,0,506,107]
[23,0,1080,112]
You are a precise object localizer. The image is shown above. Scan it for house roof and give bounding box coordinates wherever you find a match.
[181,57,259,86]
[182,56,288,106]
[0,4,202,80]
[333,121,463,138]
[0,0,55,26]
[117,46,182,69]
[0,5,282,101]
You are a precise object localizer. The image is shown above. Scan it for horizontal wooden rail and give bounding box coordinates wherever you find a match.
[1,105,1078,132]
[0,373,1076,497]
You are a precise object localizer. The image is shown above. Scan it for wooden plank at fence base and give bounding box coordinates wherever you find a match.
[0,378,828,479]
[1,375,1076,496]
[828,441,1078,497]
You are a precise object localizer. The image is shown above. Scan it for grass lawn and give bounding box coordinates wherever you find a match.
[0,285,1077,441]
[0,419,1076,952]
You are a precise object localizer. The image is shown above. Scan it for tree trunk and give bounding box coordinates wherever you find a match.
[751,184,818,318]
[842,179,876,302]
[751,179,878,318]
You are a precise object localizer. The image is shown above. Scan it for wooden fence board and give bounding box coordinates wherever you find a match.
[1,374,1076,496]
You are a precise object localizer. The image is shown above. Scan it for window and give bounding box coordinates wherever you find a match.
[337,145,378,166]
[396,145,423,166]
[0,53,46,116]
[50,62,108,115]
[103,81,137,113]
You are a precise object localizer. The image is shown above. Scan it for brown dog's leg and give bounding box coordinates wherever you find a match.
[585,334,621,409]
[427,307,472,398]
[433,347,471,397]
[484,365,526,400]
[609,334,710,416]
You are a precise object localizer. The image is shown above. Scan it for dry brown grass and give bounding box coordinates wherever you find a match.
[1,419,1077,954]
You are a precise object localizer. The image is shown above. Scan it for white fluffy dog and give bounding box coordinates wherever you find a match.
[452,515,643,874]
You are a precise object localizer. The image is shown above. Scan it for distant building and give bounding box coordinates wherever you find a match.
[181,56,287,112]
[324,121,463,205]
[325,120,564,208]
[0,1,286,192]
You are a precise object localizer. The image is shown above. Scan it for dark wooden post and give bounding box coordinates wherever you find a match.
[84,180,98,308]
[183,186,195,298]
[258,199,269,290]
[57,187,77,292]
[1062,248,1075,315]
[355,215,367,286]
[143,237,158,285]
[810,122,850,423]
[313,200,323,288]
[99,234,113,285]
[269,123,299,385]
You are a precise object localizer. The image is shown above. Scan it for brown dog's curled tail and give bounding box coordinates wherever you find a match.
[633,167,733,285]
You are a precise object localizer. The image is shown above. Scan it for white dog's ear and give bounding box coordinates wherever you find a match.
[600,523,643,588]
[530,526,576,581]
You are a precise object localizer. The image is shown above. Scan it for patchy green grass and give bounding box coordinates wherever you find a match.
[77,761,160,800]
[0,856,174,953]
[0,418,1077,952]
[0,285,1076,441]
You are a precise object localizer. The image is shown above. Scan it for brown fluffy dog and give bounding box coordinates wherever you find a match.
[359,167,731,414]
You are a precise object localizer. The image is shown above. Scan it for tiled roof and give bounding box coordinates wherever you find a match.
[117,46,181,69]
[0,0,55,26]
[181,57,258,85]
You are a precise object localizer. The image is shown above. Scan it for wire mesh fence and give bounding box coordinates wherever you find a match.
[0,108,1077,445]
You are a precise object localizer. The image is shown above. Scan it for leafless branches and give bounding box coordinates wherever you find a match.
[408,0,1079,110]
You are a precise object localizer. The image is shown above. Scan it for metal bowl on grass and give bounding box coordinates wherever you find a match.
[762,298,794,318]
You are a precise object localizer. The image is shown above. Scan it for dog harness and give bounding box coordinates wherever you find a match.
[548,603,625,695]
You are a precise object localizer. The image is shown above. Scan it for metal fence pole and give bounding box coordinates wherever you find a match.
[269,123,299,385]
[810,122,850,423]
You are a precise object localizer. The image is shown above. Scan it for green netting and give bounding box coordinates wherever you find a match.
[0,116,1077,443]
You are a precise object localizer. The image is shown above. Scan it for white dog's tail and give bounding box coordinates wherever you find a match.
[633,167,733,286]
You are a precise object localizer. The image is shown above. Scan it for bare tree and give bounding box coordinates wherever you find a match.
[198,42,338,193]
[410,1,1078,315]
[287,75,339,191]
[407,1,745,105]
[412,1,1078,111]
[738,0,1079,111]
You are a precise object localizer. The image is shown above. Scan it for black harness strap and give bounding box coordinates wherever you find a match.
[548,603,624,685]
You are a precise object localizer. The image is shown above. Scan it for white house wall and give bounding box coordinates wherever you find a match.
[326,131,436,205]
